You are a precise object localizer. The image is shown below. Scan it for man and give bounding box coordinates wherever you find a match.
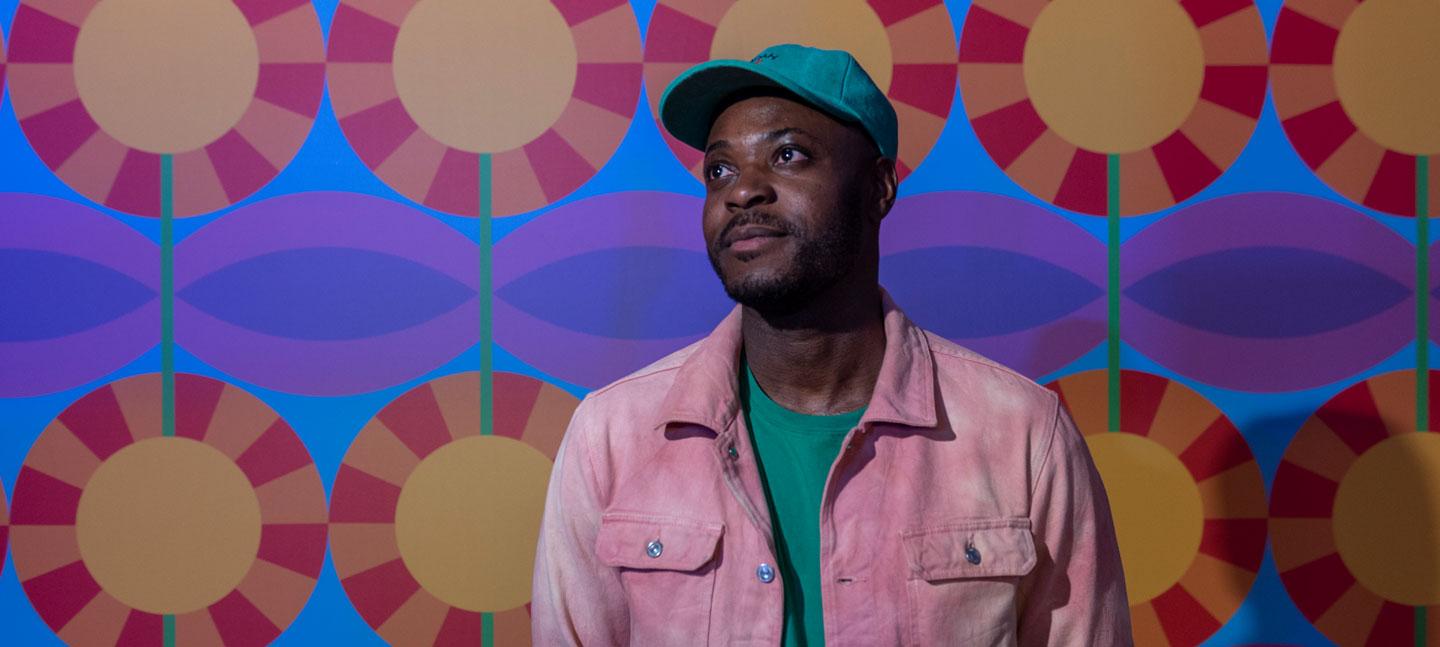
[532,44,1130,646]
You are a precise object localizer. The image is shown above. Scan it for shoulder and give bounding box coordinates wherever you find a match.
[559,340,717,503]
[579,340,700,414]
[922,330,1061,418]
[562,341,703,463]
[918,330,1068,487]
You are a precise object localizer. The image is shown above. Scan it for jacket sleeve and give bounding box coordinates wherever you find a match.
[531,399,629,646]
[1018,395,1132,646]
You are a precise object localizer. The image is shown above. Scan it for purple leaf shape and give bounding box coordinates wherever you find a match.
[494,191,731,389]
[178,247,473,340]
[1126,247,1408,338]
[1,249,155,341]
[0,194,159,396]
[1124,192,1413,392]
[496,246,731,340]
[175,192,478,395]
[881,192,1106,379]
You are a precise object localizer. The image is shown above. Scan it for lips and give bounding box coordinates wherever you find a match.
[724,224,787,252]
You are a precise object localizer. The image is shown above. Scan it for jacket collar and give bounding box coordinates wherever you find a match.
[653,289,938,434]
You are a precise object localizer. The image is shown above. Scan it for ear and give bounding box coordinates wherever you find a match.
[872,157,898,221]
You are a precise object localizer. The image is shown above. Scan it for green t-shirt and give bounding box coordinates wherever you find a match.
[740,359,866,647]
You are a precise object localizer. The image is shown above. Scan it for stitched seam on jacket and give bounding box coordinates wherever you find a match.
[1028,393,1064,503]
[899,517,1032,538]
[599,512,725,531]
[929,343,1046,394]
[575,400,610,505]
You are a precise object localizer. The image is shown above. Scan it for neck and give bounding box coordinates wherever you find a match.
[741,280,886,416]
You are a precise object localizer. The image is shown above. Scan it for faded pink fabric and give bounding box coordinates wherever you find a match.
[532,296,1131,646]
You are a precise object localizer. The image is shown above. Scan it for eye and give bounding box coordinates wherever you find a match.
[776,145,810,164]
[705,163,735,181]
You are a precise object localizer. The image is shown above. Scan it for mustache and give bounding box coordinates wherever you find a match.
[717,211,800,245]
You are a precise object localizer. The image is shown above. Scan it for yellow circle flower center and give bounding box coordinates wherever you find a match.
[1024,0,1204,153]
[711,0,893,92]
[76,437,261,614]
[395,435,553,612]
[74,0,259,154]
[393,0,578,153]
[1085,432,1203,603]
[1333,0,1440,155]
[1333,432,1440,605]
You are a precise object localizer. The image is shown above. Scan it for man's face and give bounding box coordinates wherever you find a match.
[701,94,884,313]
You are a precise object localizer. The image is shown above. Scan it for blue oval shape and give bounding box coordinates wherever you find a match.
[880,247,1103,338]
[1125,247,1409,338]
[0,249,156,342]
[177,247,475,340]
[497,246,732,340]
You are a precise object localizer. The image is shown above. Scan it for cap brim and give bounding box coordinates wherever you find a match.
[658,60,861,155]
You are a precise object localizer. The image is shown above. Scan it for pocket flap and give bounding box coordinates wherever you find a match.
[596,513,724,571]
[901,518,1036,581]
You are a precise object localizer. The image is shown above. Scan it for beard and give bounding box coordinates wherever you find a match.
[707,204,865,315]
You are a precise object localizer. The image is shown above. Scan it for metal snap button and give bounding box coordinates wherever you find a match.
[965,544,982,565]
[646,540,663,558]
[756,563,776,583]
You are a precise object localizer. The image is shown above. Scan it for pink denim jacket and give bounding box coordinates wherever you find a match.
[532,296,1131,646]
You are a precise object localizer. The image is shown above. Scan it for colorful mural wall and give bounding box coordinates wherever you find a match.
[0,0,1436,645]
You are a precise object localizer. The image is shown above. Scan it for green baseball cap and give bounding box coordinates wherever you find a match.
[658,43,898,160]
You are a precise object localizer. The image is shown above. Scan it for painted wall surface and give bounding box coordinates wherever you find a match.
[0,0,1436,645]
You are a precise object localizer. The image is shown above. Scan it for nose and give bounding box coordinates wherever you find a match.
[725,166,776,211]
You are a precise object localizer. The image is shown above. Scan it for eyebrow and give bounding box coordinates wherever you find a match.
[705,127,812,154]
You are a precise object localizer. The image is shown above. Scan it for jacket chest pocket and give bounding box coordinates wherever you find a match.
[900,518,1036,647]
[596,513,724,646]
